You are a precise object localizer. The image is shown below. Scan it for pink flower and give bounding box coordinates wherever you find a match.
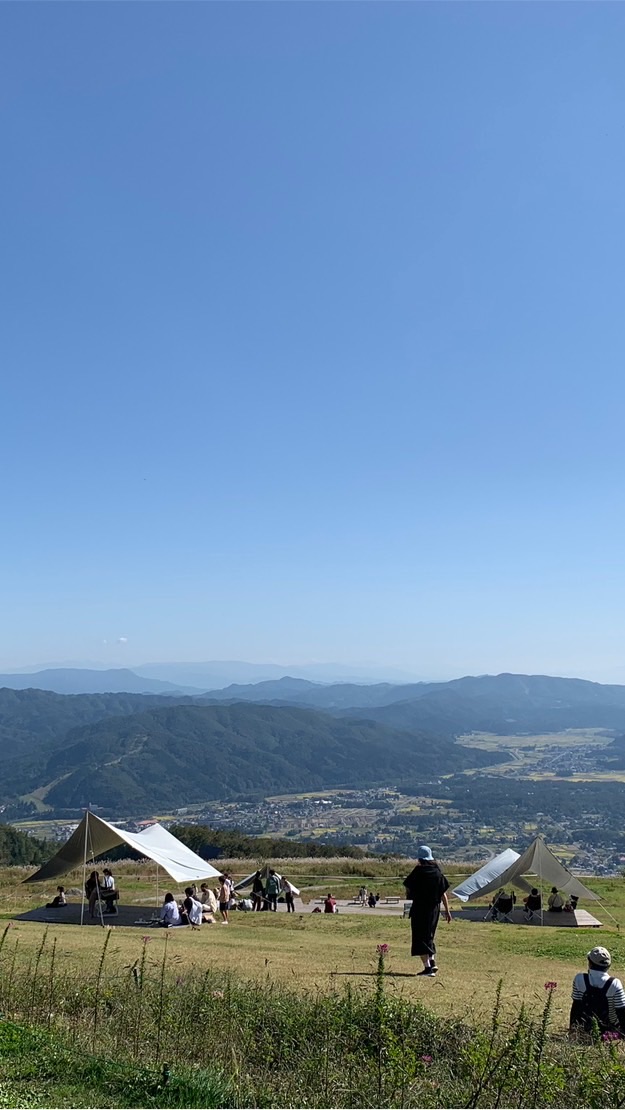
[376,943,389,956]
[142,935,151,944]
[602,1030,620,1042]
[421,1055,433,1064]
[544,981,557,991]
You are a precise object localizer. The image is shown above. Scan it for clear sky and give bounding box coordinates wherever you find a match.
[2,3,625,682]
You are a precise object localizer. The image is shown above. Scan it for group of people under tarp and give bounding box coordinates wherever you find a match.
[42,869,120,917]
[85,869,119,917]
[160,882,220,927]
[250,869,297,912]
[489,885,580,922]
[158,869,299,927]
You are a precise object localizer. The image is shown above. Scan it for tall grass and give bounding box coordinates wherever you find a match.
[1,929,624,1108]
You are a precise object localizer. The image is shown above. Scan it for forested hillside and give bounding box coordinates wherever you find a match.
[4,674,625,819]
[36,702,498,811]
[0,823,51,866]
[0,700,502,815]
[169,824,366,859]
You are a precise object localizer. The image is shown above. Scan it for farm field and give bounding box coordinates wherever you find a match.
[454,729,624,781]
[457,729,614,751]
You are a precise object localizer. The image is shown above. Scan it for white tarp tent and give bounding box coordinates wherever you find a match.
[452,848,533,902]
[24,811,221,886]
[452,836,599,904]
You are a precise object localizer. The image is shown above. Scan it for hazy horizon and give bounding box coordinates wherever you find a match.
[3,5,625,687]
[4,656,625,688]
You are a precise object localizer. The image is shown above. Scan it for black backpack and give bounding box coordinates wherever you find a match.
[578,974,615,1033]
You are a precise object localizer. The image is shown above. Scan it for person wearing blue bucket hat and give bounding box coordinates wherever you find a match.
[404,846,452,975]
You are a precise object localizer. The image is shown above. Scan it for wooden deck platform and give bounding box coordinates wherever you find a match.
[452,906,602,928]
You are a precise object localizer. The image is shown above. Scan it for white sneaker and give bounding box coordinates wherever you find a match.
[221,920,229,925]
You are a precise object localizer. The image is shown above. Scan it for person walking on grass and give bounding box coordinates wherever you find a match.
[404,845,451,976]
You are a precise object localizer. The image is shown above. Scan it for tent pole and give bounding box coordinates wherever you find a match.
[541,872,544,927]
[156,863,160,909]
[80,811,89,926]
[89,819,106,929]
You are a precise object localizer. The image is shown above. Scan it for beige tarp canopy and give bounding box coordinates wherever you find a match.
[453,836,598,903]
[24,811,220,886]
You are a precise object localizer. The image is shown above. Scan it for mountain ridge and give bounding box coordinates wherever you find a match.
[0,701,502,815]
[4,673,625,817]
[0,668,204,696]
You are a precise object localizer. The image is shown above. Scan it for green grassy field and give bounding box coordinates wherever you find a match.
[2,859,624,1035]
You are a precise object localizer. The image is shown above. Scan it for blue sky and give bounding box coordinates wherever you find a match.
[2,3,625,681]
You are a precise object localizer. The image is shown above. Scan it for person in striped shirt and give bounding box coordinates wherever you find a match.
[570,946,625,1037]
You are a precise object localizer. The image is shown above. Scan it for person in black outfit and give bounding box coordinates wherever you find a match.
[251,870,264,912]
[523,888,542,918]
[491,889,516,921]
[404,845,451,976]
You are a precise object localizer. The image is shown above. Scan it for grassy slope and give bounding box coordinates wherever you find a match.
[0,1020,233,1109]
[2,860,624,1034]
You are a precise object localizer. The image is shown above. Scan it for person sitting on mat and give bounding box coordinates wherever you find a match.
[46,886,67,908]
[160,892,181,927]
[548,887,564,913]
[199,883,218,915]
[101,869,118,915]
[180,887,203,927]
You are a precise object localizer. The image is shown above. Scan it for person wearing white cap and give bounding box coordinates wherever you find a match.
[403,846,451,976]
[570,947,625,1037]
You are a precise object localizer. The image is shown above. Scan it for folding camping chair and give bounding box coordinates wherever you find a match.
[523,894,542,923]
[487,893,515,923]
[524,906,540,923]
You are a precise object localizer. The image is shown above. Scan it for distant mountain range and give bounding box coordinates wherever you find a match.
[207,672,625,734]
[3,673,625,818]
[0,689,498,815]
[1,660,423,691]
[0,668,203,696]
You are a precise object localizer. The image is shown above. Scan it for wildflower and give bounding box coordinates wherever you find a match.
[544,981,557,991]
[376,943,389,956]
[142,935,151,944]
[212,989,224,999]
[421,1054,433,1063]
[602,1030,620,1042]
